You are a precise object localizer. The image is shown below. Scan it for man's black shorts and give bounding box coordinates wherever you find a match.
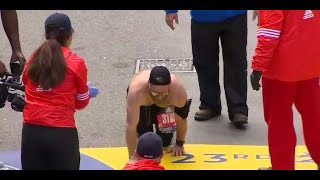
[137,99,192,147]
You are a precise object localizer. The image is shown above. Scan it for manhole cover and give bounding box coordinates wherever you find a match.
[135,58,196,73]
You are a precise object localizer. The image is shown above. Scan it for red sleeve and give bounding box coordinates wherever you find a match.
[251,10,285,72]
[75,59,89,110]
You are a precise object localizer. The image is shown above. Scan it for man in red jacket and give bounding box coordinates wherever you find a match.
[251,10,320,170]
[123,132,165,170]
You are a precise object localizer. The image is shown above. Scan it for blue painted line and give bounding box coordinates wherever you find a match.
[0,151,114,170]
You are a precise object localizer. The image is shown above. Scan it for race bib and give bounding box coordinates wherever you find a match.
[157,112,176,134]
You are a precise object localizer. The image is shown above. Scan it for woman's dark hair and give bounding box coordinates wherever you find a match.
[27,27,73,90]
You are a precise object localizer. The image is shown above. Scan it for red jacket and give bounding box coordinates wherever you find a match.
[122,159,165,170]
[252,10,320,82]
[22,47,89,128]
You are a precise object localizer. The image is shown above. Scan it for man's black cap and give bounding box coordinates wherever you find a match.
[149,66,171,85]
[45,13,73,33]
[136,132,163,159]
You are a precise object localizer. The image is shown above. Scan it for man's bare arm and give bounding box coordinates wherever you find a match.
[175,114,187,142]
[175,84,188,141]
[175,79,188,108]
[1,10,22,52]
[125,90,141,158]
[174,77,188,141]
[1,10,26,72]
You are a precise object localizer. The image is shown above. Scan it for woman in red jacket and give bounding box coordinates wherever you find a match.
[21,13,98,170]
[251,10,320,170]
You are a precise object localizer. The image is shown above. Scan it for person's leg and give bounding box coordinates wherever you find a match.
[262,77,297,170]
[155,99,192,148]
[191,20,222,121]
[295,77,320,168]
[21,124,49,170]
[156,131,174,148]
[46,127,80,170]
[220,13,248,126]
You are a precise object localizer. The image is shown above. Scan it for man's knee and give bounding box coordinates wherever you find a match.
[160,133,173,147]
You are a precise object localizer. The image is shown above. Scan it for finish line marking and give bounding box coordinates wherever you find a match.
[0,145,316,170]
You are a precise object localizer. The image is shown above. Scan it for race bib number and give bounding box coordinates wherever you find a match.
[157,112,176,134]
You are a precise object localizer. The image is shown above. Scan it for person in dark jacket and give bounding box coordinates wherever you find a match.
[165,10,249,128]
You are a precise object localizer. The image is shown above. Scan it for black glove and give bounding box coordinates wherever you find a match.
[11,94,25,112]
[10,62,21,77]
[250,70,262,91]
[0,85,8,108]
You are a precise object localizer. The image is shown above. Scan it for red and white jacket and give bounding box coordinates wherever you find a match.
[122,159,165,170]
[252,10,320,82]
[22,47,89,128]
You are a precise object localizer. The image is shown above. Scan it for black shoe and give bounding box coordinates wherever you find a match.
[194,108,221,121]
[231,113,248,128]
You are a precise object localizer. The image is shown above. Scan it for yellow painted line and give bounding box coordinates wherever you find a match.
[80,144,316,170]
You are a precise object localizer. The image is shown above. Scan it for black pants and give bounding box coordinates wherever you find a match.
[21,123,80,170]
[191,13,248,119]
